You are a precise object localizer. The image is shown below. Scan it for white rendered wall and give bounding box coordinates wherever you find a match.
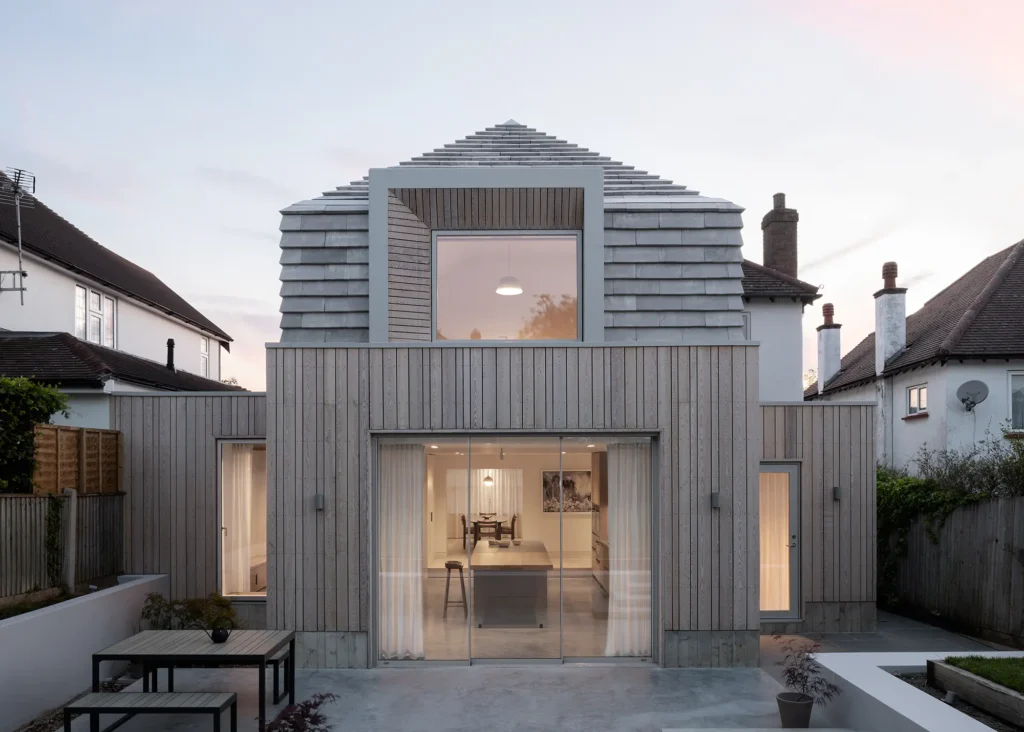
[54,393,113,429]
[745,300,805,402]
[887,368,948,471]
[0,574,169,732]
[0,245,222,379]
[941,360,1024,452]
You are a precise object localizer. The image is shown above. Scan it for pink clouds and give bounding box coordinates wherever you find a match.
[791,0,1024,101]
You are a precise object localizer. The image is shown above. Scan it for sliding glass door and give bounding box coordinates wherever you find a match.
[377,435,653,664]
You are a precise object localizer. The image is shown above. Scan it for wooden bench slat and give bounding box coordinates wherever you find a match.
[67,692,235,712]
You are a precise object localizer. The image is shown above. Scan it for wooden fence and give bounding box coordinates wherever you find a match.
[33,425,120,495]
[0,492,124,601]
[893,496,1024,647]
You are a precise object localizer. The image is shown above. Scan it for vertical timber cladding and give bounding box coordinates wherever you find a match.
[760,404,877,634]
[110,394,267,600]
[386,188,585,341]
[265,344,762,668]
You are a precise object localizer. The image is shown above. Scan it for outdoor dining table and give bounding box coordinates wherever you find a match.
[91,629,295,731]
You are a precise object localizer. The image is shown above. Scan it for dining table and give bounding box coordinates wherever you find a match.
[470,515,507,543]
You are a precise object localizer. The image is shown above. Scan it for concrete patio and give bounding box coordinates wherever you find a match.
[59,611,1000,732]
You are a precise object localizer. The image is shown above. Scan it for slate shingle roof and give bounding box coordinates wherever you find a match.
[0,332,243,391]
[806,239,1024,398]
[324,119,698,200]
[741,259,820,302]
[0,176,231,343]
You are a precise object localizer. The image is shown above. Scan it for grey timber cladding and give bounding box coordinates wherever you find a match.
[266,344,762,667]
[111,393,267,600]
[279,210,370,343]
[603,209,746,343]
[759,404,877,634]
[387,194,431,341]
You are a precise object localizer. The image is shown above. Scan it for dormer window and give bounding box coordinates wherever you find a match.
[434,234,579,341]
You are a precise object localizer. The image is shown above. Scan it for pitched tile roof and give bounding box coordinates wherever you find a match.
[0,332,243,391]
[807,239,1024,398]
[0,176,231,343]
[741,259,820,302]
[324,120,698,200]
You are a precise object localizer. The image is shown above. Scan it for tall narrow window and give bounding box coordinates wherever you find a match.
[103,297,115,347]
[74,286,87,339]
[200,337,210,378]
[221,443,267,596]
[1011,373,1024,431]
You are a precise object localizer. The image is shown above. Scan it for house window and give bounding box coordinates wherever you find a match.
[1011,373,1024,431]
[200,337,210,378]
[741,311,752,339]
[221,443,267,596]
[908,384,928,415]
[434,234,579,341]
[74,285,115,347]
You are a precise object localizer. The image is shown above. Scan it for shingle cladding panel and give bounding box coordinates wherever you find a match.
[278,211,370,342]
[602,208,746,342]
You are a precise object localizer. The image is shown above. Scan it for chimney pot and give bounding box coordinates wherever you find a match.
[773,192,786,210]
[882,261,899,289]
[822,303,835,325]
[166,338,175,371]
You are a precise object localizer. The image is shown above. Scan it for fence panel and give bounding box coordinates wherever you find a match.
[894,496,1024,646]
[0,496,62,599]
[76,493,124,581]
[32,425,120,495]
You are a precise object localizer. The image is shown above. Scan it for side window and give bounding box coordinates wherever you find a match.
[75,285,115,347]
[741,311,752,340]
[200,337,210,378]
[908,384,928,415]
[1010,373,1024,431]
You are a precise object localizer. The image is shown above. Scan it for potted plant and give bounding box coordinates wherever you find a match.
[774,636,841,728]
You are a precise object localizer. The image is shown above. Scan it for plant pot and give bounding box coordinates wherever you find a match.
[776,692,813,728]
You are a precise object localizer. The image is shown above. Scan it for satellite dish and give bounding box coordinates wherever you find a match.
[956,380,989,412]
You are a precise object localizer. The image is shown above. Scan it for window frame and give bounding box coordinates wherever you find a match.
[431,230,583,344]
[200,337,210,378]
[907,383,928,415]
[75,284,116,348]
[217,438,268,599]
[1009,372,1024,432]
[741,311,752,340]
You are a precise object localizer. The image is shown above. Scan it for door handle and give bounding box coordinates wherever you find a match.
[786,542,797,548]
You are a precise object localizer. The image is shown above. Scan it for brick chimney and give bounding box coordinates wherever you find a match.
[761,192,799,278]
[816,303,842,393]
[874,262,907,375]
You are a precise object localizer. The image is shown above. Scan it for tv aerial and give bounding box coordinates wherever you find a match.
[0,167,35,305]
[956,380,989,412]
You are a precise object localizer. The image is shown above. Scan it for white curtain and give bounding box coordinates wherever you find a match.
[222,444,254,595]
[379,444,425,660]
[760,472,791,612]
[446,469,523,528]
[604,443,652,656]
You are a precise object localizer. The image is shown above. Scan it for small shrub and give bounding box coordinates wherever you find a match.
[0,377,69,493]
[141,592,241,630]
[913,428,1024,497]
[268,692,339,732]
[775,637,841,706]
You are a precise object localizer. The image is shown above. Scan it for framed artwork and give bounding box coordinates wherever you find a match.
[542,470,592,512]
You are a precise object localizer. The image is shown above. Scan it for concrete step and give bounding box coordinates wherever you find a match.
[663,729,860,731]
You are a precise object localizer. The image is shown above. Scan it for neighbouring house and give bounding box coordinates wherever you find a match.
[806,242,1024,471]
[0,176,236,424]
[111,121,874,669]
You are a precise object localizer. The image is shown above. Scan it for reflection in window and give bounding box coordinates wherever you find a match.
[221,443,267,595]
[435,235,578,341]
[1012,374,1024,431]
[908,384,927,415]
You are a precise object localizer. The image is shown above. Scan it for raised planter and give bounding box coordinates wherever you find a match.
[928,659,1024,727]
[0,574,168,732]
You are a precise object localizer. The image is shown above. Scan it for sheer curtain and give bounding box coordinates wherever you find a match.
[222,444,254,595]
[446,469,523,523]
[604,442,652,656]
[379,444,425,659]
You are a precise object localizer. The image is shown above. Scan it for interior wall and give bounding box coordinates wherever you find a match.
[430,450,593,561]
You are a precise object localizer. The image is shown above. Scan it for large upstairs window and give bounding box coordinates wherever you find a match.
[75,285,116,347]
[435,234,579,341]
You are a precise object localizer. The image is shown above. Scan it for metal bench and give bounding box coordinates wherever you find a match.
[65,692,237,732]
[269,644,292,704]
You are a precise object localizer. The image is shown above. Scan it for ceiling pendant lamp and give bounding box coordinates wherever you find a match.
[496,240,522,296]
[483,475,495,489]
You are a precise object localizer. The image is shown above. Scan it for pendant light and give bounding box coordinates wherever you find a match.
[483,475,495,489]
[495,239,522,296]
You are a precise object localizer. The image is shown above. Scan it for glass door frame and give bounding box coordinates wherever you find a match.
[758,461,801,621]
[370,433,659,666]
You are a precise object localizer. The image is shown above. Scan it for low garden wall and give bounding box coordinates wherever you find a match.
[0,574,168,732]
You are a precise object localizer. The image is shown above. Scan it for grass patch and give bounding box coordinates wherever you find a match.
[0,592,77,621]
[946,656,1024,695]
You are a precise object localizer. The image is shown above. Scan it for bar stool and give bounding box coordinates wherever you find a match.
[443,560,467,618]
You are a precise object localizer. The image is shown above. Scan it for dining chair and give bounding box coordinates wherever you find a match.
[460,514,469,549]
